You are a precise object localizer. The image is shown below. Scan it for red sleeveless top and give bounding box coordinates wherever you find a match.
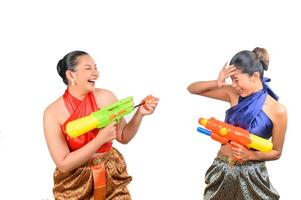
[61,89,112,153]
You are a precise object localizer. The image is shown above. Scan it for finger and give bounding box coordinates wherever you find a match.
[143,95,158,104]
[231,147,239,152]
[222,62,228,69]
[147,102,158,107]
[230,141,244,148]
[230,141,239,148]
[233,155,242,161]
[227,71,236,77]
[109,121,117,126]
[225,66,236,73]
[146,105,154,111]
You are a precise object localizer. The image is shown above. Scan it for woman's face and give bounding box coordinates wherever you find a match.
[73,55,99,92]
[231,68,256,97]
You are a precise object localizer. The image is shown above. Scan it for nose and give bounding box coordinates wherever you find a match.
[92,68,99,78]
[92,67,99,76]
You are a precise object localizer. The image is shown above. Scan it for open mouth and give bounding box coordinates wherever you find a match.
[88,80,96,85]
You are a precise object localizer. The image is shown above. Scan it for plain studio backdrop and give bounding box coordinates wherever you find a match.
[0,0,300,199]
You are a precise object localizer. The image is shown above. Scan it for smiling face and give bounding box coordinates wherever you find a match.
[230,68,261,97]
[68,54,99,93]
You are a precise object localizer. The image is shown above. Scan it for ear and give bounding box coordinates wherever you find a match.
[251,72,260,82]
[65,70,76,83]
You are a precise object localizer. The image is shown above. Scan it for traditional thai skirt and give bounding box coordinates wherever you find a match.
[53,148,132,200]
[204,153,280,200]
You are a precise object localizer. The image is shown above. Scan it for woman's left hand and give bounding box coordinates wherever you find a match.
[230,141,256,162]
[138,95,159,116]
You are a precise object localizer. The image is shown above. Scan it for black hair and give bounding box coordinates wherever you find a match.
[229,47,269,78]
[57,50,88,85]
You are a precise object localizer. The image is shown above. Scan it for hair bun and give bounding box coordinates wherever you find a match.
[57,59,65,77]
[253,47,269,71]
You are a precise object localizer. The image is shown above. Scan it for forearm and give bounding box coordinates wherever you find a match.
[250,149,282,161]
[58,136,106,172]
[187,80,218,94]
[120,110,144,144]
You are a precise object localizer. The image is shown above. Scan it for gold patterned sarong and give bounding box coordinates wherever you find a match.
[204,153,280,200]
[53,148,132,200]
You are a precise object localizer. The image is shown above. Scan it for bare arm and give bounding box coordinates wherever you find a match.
[187,80,233,102]
[187,64,237,103]
[116,96,159,144]
[43,107,116,173]
[251,104,287,161]
[231,104,287,162]
[94,89,159,145]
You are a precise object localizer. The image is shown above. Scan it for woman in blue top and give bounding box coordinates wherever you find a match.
[187,47,287,200]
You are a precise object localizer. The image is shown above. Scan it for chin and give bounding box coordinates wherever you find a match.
[87,87,94,92]
[240,91,252,97]
[87,83,96,90]
[84,85,94,92]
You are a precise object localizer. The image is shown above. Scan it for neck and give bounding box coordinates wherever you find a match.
[68,86,89,100]
[252,80,264,93]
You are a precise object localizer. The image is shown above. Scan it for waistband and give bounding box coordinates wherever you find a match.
[216,151,264,166]
[89,148,113,166]
[217,152,239,165]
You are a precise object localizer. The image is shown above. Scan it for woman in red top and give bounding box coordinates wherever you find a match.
[43,50,159,200]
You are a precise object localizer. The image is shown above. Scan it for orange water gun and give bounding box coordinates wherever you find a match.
[197,117,273,152]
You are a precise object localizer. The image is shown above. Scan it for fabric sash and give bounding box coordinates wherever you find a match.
[62,89,112,153]
[225,77,279,133]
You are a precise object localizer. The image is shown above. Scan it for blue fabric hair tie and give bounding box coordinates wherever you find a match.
[262,77,279,101]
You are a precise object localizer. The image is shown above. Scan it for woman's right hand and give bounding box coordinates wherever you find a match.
[97,122,117,143]
[217,62,236,88]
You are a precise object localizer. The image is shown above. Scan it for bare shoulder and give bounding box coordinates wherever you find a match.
[265,96,287,123]
[94,88,118,107]
[43,97,66,122]
[273,101,287,117]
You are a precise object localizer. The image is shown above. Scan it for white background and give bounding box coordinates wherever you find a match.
[0,0,300,199]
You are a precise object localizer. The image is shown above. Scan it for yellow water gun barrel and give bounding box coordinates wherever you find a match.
[248,134,273,152]
[66,115,101,138]
[66,96,134,138]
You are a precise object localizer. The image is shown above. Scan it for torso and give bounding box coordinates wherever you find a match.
[221,89,280,157]
[49,88,116,158]
[229,88,279,128]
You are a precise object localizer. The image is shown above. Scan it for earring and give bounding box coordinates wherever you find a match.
[71,79,75,86]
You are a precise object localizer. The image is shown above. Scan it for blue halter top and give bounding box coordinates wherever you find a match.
[225,78,279,139]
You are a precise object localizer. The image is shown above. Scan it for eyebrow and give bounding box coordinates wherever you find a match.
[83,64,97,67]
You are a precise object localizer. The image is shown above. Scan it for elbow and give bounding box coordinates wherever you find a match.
[121,141,130,145]
[56,164,71,173]
[273,151,282,161]
[56,162,73,173]
[187,85,195,94]
[119,137,130,145]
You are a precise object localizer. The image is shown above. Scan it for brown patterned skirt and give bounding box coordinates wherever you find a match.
[53,147,132,200]
[203,153,280,200]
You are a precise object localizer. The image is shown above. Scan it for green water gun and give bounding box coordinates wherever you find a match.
[66,96,154,138]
